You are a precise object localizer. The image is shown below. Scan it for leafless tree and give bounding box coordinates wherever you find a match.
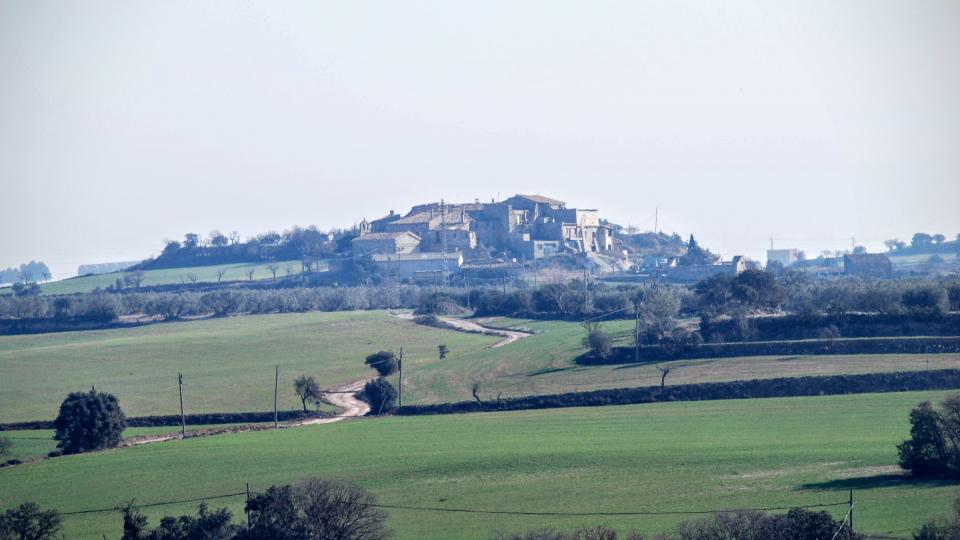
[293,477,391,540]
[216,269,227,283]
[186,273,198,284]
[245,268,255,281]
[471,382,481,402]
[293,375,321,412]
[656,365,673,388]
[267,264,280,281]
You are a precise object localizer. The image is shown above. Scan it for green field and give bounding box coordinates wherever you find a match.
[1,391,956,538]
[0,425,270,463]
[0,311,498,422]
[4,311,960,423]
[405,316,960,403]
[12,260,306,295]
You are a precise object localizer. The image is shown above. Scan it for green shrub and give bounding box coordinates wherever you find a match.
[53,388,126,454]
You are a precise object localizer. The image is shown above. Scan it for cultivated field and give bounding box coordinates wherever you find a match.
[406,316,960,403]
[24,260,306,295]
[0,311,498,422]
[3,311,960,422]
[0,391,955,538]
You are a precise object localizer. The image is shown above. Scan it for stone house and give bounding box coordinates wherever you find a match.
[351,231,421,255]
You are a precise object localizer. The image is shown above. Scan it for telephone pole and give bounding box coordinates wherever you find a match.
[178,372,185,438]
[398,348,403,408]
[634,305,641,364]
[440,199,448,286]
[849,490,854,535]
[273,365,279,428]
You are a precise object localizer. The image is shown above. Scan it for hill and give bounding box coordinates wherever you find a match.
[3,311,960,423]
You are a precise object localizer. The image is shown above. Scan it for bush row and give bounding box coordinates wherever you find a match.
[396,369,960,416]
[700,312,960,342]
[0,410,313,431]
[578,336,960,364]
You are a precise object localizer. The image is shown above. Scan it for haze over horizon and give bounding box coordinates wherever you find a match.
[2,1,958,280]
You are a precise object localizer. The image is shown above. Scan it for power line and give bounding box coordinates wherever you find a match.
[60,492,249,516]
[368,500,849,516]
[56,488,848,519]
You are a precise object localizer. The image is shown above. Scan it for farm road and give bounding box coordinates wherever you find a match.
[390,312,532,347]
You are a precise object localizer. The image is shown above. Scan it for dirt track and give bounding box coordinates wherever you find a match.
[436,317,531,347]
[390,312,532,347]
[301,378,371,424]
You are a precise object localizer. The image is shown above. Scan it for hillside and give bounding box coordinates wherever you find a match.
[0,392,951,538]
[15,260,306,296]
[3,311,960,423]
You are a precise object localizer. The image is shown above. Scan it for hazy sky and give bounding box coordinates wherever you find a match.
[2,1,958,279]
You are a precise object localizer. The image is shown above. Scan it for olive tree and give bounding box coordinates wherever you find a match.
[53,388,126,454]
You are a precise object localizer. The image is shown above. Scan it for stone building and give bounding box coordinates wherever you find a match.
[372,252,463,282]
[351,231,421,255]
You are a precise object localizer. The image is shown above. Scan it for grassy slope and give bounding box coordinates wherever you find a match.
[0,391,956,539]
[4,312,960,422]
[0,311,498,423]
[403,317,960,403]
[30,260,305,295]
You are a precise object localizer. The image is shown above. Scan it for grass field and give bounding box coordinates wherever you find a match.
[1,391,957,538]
[0,311,498,423]
[404,316,960,403]
[0,425,270,463]
[4,311,960,423]
[10,260,306,295]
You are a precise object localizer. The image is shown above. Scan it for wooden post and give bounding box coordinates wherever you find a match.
[398,348,403,408]
[274,365,279,428]
[246,483,251,527]
[178,372,186,438]
[849,490,854,535]
[634,306,640,364]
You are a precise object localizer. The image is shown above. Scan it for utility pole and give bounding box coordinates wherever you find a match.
[849,490,854,535]
[178,372,185,438]
[441,198,448,286]
[246,483,251,528]
[654,207,658,233]
[273,365,279,428]
[398,348,403,408]
[634,306,641,364]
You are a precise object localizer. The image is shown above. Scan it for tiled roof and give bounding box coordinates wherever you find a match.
[513,194,566,205]
[393,211,434,224]
[353,232,420,241]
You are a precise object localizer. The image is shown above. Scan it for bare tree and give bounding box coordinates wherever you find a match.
[245,268,255,281]
[438,343,448,360]
[471,382,481,402]
[122,270,145,289]
[186,273,198,284]
[293,477,391,540]
[284,265,294,278]
[267,264,280,281]
[656,365,673,388]
[216,269,227,283]
[294,375,321,412]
